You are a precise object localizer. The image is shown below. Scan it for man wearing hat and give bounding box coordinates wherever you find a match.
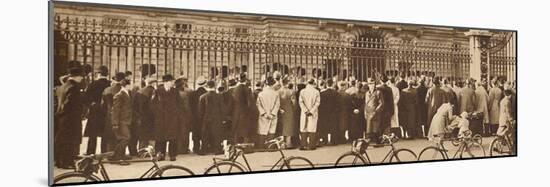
[335,81,352,145]
[109,79,134,164]
[377,74,395,142]
[175,76,194,154]
[364,78,384,142]
[134,76,157,154]
[198,80,226,154]
[256,77,280,149]
[101,72,126,153]
[83,65,111,155]
[191,76,207,153]
[55,66,85,169]
[298,78,321,150]
[152,74,180,161]
[318,79,339,146]
[230,74,254,144]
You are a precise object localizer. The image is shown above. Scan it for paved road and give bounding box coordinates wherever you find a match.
[53,136,499,183]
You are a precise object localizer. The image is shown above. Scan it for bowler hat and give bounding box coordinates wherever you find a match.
[68,67,84,77]
[162,74,175,82]
[113,72,126,82]
[265,76,276,86]
[206,80,216,89]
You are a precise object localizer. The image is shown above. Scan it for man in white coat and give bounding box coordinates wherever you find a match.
[299,78,321,150]
[256,77,281,149]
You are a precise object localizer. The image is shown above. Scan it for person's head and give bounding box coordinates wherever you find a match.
[162,74,175,88]
[432,77,441,86]
[113,72,126,84]
[380,74,389,84]
[460,112,468,119]
[254,81,263,90]
[318,80,326,89]
[238,73,247,84]
[326,79,334,88]
[338,81,348,91]
[175,77,188,90]
[265,76,276,87]
[407,79,415,88]
[282,77,290,86]
[367,78,376,91]
[68,67,84,83]
[389,77,396,85]
[120,79,132,90]
[206,80,216,91]
[125,71,133,79]
[503,89,513,97]
[228,79,237,87]
[145,76,157,87]
[307,78,316,86]
[95,65,109,79]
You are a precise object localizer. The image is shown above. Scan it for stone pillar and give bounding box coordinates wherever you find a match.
[465,29,492,81]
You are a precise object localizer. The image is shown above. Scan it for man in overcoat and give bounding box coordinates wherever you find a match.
[175,77,194,154]
[101,72,126,153]
[298,78,321,150]
[318,79,339,146]
[83,66,111,155]
[199,80,226,155]
[152,74,180,161]
[191,77,207,153]
[364,78,384,142]
[230,74,254,143]
[256,77,281,148]
[109,79,133,164]
[55,67,85,169]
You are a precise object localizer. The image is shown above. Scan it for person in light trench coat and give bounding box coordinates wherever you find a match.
[298,79,321,150]
[256,77,281,148]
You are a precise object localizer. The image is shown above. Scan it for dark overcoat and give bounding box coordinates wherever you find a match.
[55,80,84,145]
[101,84,122,142]
[152,87,181,141]
[83,78,111,137]
[230,84,254,138]
[318,88,339,135]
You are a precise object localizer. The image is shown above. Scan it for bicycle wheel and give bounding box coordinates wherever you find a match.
[389,149,417,163]
[473,134,483,145]
[151,165,194,178]
[280,156,315,170]
[334,152,367,167]
[489,137,512,157]
[53,172,101,184]
[417,146,446,161]
[204,162,245,175]
[460,141,486,158]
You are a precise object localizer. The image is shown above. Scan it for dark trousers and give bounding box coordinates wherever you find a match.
[191,124,202,152]
[85,136,108,155]
[113,125,130,159]
[331,129,347,144]
[127,125,139,156]
[156,140,178,158]
[203,129,223,154]
[178,130,190,154]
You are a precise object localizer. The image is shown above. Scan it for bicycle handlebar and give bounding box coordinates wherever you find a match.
[265,136,285,149]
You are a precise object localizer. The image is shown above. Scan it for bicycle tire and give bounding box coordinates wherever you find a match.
[280,156,315,170]
[489,137,512,157]
[417,146,446,161]
[204,162,246,175]
[53,171,101,184]
[150,165,195,178]
[389,149,418,163]
[473,134,483,145]
[460,141,486,158]
[334,152,368,167]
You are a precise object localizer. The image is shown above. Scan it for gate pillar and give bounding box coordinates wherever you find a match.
[465,29,492,81]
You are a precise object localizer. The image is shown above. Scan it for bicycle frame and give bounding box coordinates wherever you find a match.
[92,159,163,181]
[212,147,291,172]
[360,143,399,164]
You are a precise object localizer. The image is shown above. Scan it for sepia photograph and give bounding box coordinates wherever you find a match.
[49,1,517,186]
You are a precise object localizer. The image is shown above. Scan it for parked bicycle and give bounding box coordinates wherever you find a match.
[204,136,314,174]
[334,133,417,166]
[53,146,194,184]
[417,130,486,161]
[489,120,516,156]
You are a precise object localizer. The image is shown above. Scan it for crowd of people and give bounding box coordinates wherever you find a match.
[54,61,517,169]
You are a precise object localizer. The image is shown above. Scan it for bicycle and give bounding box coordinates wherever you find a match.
[489,121,516,156]
[417,130,486,161]
[53,146,194,184]
[203,136,315,174]
[334,133,418,166]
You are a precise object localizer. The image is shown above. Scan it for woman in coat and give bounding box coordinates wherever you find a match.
[427,103,455,143]
[497,90,514,136]
[349,83,367,141]
[488,83,503,135]
[278,79,297,147]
